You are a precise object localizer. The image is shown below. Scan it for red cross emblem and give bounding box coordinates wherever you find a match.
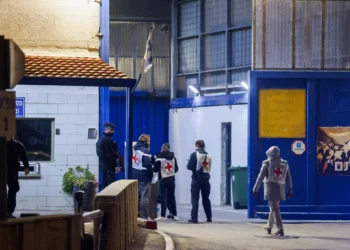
[202,160,209,169]
[165,162,172,172]
[132,154,138,163]
[274,168,283,178]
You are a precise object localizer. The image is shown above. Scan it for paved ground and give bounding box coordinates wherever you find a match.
[157,205,350,250]
[159,222,350,250]
[14,206,350,250]
[85,222,165,250]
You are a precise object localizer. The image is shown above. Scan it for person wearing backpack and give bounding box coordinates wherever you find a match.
[187,140,212,223]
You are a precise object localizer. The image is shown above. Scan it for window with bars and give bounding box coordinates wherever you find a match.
[231,29,252,67]
[178,38,199,73]
[230,69,249,86]
[203,0,227,32]
[203,72,226,87]
[203,33,226,70]
[230,0,252,27]
[179,1,200,37]
[176,0,252,97]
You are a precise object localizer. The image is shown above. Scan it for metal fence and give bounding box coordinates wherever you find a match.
[253,0,350,70]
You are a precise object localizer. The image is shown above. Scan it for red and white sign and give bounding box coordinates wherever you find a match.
[291,140,306,155]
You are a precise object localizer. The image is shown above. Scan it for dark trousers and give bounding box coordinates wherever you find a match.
[7,169,20,215]
[159,180,177,217]
[191,178,212,220]
[101,168,115,190]
[138,182,150,219]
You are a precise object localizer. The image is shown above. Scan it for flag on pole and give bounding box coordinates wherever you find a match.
[143,24,155,73]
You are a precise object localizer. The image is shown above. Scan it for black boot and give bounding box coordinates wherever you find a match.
[7,214,16,219]
[188,218,198,223]
[207,218,212,223]
[274,229,284,236]
[264,225,271,234]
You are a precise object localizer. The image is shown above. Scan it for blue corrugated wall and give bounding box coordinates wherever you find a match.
[248,71,350,220]
[109,91,170,180]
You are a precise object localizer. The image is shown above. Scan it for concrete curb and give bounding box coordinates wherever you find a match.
[155,230,174,250]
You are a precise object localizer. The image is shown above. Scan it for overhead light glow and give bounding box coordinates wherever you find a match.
[241,81,248,90]
[189,85,199,94]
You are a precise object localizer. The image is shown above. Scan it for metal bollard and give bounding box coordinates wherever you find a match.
[74,190,85,238]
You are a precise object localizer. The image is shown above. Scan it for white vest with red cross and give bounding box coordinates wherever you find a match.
[156,158,176,178]
[132,150,151,170]
[196,152,212,173]
[265,159,289,185]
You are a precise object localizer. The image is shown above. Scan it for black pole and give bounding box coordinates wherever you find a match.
[225,124,232,205]
[0,36,7,221]
[125,87,133,179]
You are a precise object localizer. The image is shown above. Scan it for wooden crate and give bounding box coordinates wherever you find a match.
[0,214,81,250]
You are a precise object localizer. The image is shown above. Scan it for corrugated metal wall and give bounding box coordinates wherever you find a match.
[253,0,350,70]
[110,21,170,92]
[109,93,170,156]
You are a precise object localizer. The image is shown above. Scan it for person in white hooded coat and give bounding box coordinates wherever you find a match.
[253,146,293,236]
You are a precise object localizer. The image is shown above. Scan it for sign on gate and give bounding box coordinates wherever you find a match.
[15,97,25,117]
[0,91,16,137]
[291,140,306,155]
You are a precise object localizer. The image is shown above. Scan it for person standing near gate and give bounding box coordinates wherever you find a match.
[154,143,179,221]
[7,135,30,218]
[253,146,293,236]
[132,134,153,219]
[187,140,212,223]
[96,122,120,190]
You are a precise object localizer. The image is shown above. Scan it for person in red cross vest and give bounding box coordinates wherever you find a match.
[187,140,212,223]
[153,143,179,221]
[253,146,293,236]
[132,134,153,219]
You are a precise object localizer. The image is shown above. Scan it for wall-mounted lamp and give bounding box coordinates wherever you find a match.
[241,81,249,90]
[189,85,199,94]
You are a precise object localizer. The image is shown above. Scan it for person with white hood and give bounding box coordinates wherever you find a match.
[253,146,293,236]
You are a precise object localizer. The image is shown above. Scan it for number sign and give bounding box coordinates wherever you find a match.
[0,91,16,137]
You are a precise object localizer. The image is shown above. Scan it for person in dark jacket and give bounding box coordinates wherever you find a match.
[187,140,212,223]
[113,141,125,173]
[154,143,179,221]
[7,136,30,218]
[96,122,120,190]
[132,134,153,219]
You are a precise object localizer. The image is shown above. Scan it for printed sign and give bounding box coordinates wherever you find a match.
[259,89,306,138]
[16,97,25,117]
[0,91,16,137]
[291,140,306,155]
[317,127,350,175]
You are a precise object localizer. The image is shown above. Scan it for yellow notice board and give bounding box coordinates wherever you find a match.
[259,89,306,138]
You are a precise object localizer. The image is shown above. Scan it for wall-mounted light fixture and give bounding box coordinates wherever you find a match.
[189,85,199,94]
[241,81,249,90]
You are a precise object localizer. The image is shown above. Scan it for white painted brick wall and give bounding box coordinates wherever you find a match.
[14,85,99,211]
[58,104,78,114]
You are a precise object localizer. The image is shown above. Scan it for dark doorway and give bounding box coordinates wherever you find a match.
[221,122,232,205]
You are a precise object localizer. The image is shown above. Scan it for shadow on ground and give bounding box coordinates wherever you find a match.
[84,223,165,250]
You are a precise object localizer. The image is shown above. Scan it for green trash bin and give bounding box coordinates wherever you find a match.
[228,165,247,209]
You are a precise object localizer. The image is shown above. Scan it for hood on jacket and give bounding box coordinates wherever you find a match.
[157,151,174,160]
[266,146,280,160]
[134,140,149,150]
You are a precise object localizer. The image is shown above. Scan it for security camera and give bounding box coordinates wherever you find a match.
[160,24,169,34]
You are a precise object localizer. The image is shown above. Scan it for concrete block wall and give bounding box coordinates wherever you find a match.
[14,85,99,211]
